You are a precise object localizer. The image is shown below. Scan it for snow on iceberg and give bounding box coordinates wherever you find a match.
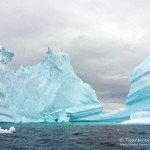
[122,111,150,124]
[0,46,102,122]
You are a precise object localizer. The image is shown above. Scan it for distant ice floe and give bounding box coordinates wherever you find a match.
[0,127,15,133]
[122,111,150,124]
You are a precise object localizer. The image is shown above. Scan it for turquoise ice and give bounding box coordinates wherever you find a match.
[0,46,102,122]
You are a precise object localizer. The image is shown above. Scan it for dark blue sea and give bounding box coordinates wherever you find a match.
[0,122,150,150]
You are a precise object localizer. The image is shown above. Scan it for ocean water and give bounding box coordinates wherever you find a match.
[0,123,150,150]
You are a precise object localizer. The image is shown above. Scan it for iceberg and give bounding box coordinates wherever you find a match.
[0,46,102,122]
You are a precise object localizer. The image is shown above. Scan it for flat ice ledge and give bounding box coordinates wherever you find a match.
[66,104,102,120]
[122,111,150,124]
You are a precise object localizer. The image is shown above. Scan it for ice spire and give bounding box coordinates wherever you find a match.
[47,46,52,54]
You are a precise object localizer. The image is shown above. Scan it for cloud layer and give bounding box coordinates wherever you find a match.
[0,0,150,105]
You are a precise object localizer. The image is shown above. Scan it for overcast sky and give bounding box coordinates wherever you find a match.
[0,0,150,106]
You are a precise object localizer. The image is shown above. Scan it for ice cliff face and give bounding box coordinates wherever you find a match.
[0,46,102,122]
[126,56,150,107]
[0,47,16,122]
[122,111,150,124]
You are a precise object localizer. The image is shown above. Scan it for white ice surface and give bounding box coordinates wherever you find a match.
[0,127,15,133]
[122,111,150,124]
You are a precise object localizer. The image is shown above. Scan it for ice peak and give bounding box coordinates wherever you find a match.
[0,46,14,61]
[47,47,52,55]
[43,48,70,65]
[0,45,4,50]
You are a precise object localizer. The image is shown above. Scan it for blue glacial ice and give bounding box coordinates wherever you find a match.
[0,46,102,122]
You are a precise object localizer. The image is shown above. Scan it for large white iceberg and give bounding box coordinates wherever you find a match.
[0,46,102,122]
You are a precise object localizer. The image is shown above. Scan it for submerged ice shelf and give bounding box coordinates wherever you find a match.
[0,46,102,122]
